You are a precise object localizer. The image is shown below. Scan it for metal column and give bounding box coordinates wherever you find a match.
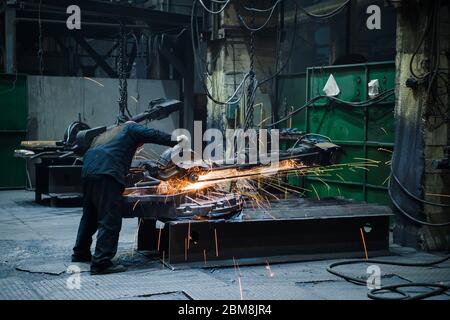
[4,5,16,74]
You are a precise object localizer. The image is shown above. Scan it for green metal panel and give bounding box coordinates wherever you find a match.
[0,133,27,188]
[276,73,307,131]
[276,73,307,187]
[306,179,366,202]
[0,74,28,188]
[0,74,28,130]
[276,62,395,205]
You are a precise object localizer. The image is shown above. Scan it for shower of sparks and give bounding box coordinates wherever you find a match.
[124,159,386,216]
[133,161,369,200]
[182,160,304,191]
[139,160,370,195]
[121,156,394,278]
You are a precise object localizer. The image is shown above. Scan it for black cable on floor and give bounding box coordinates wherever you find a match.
[327,255,450,300]
[391,171,450,208]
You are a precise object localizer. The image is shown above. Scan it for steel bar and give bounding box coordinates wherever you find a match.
[137,198,392,267]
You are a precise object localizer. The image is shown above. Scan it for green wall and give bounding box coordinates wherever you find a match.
[277,62,395,205]
[0,74,28,189]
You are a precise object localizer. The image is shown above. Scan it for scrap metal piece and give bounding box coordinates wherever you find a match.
[176,193,243,219]
[123,188,243,221]
[14,149,35,158]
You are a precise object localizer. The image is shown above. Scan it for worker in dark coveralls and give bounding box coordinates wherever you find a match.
[72,121,185,275]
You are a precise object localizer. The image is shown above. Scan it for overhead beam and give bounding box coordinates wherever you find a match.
[15,0,192,28]
[72,33,118,78]
[93,41,119,71]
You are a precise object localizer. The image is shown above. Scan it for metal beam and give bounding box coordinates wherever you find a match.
[137,198,392,267]
[93,41,119,71]
[16,0,192,28]
[4,6,16,74]
[72,33,118,78]
[15,17,151,29]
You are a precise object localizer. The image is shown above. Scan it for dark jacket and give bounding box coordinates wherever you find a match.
[82,123,177,186]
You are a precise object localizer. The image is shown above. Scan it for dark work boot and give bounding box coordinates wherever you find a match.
[90,264,127,275]
[71,252,92,263]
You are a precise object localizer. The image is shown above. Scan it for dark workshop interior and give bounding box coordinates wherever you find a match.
[0,0,449,302]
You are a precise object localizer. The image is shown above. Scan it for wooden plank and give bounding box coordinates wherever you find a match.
[21,141,58,148]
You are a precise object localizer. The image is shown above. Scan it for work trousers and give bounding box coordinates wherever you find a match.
[73,174,124,269]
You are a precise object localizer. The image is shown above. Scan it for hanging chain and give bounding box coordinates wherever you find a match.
[38,0,44,76]
[244,7,256,131]
[118,22,128,123]
[37,0,44,95]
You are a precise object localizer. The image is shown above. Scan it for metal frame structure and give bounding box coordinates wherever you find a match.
[3,0,200,132]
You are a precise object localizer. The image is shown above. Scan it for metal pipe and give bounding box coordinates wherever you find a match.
[15,17,151,29]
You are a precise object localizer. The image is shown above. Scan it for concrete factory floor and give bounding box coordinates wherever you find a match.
[0,190,449,300]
